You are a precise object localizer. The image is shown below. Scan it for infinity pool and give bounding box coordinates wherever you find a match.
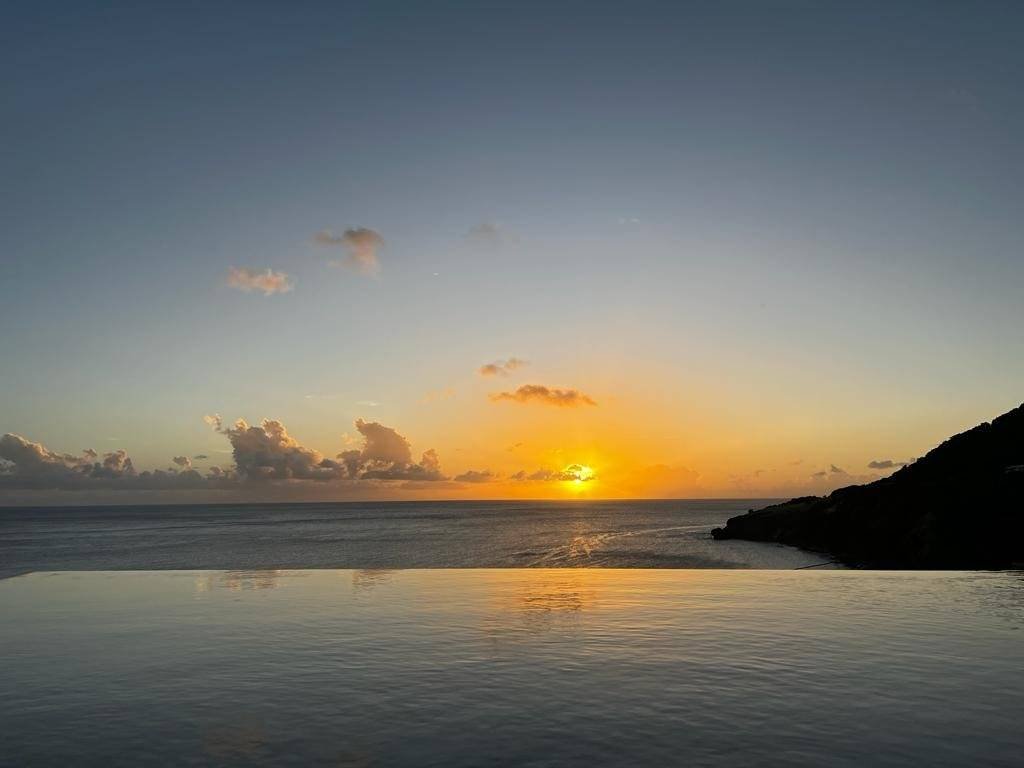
[2,570,1022,766]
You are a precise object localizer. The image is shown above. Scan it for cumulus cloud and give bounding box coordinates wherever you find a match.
[868,459,909,470]
[511,464,595,482]
[490,384,597,408]
[353,418,412,464]
[453,469,496,483]
[336,420,445,481]
[478,358,528,377]
[315,227,383,274]
[172,456,192,469]
[212,418,345,482]
[226,267,294,296]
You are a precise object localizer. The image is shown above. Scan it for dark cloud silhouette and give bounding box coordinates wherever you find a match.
[868,459,910,470]
[811,465,849,480]
[511,464,595,482]
[453,469,496,483]
[490,384,596,407]
[314,227,383,274]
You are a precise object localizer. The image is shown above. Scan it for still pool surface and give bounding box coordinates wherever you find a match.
[2,569,1023,767]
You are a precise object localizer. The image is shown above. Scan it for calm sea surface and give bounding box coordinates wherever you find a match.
[0,499,833,577]
[2,569,1022,767]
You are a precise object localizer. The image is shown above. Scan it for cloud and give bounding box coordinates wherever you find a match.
[336,420,444,481]
[315,227,383,274]
[226,267,294,296]
[453,469,496,483]
[810,465,848,480]
[209,418,341,481]
[352,418,412,465]
[867,459,909,470]
[490,384,596,408]
[511,464,595,482]
[0,433,229,491]
[194,454,208,460]
[2,416,448,495]
[478,358,528,377]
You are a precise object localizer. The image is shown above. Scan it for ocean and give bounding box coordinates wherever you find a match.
[0,499,834,577]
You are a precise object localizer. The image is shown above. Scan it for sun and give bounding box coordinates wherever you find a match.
[573,465,595,483]
[561,464,595,488]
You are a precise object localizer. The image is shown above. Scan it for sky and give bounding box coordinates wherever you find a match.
[1,1,1023,504]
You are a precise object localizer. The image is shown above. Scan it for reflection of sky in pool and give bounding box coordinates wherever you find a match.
[3,570,1023,766]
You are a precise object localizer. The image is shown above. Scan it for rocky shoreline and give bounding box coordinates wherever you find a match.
[712,403,1024,568]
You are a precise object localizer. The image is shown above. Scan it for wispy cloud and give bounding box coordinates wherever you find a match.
[490,384,596,408]
[314,227,383,274]
[226,267,294,296]
[478,358,528,377]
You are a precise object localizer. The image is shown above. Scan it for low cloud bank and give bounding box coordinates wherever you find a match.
[510,464,595,482]
[0,416,445,492]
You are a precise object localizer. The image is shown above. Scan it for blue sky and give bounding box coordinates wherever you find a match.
[2,1,1022,501]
